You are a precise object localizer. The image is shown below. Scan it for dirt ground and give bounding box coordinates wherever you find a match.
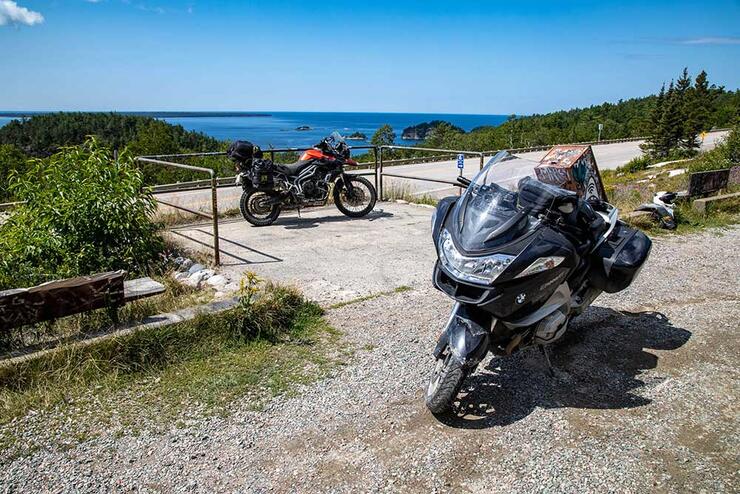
[2,207,738,493]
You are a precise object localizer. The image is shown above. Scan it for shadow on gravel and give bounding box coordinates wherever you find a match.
[277,209,393,230]
[438,307,691,429]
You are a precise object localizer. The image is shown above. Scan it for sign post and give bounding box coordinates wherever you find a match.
[457,154,465,196]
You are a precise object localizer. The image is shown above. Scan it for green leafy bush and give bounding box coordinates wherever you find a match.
[688,125,739,173]
[619,154,653,174]
[0,144,28,202]
[0,138,163,290]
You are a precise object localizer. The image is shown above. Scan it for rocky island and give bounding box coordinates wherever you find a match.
[345,131,367,140]
[401,120,464,140]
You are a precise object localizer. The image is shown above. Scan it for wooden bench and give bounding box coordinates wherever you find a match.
[0,271,165,331]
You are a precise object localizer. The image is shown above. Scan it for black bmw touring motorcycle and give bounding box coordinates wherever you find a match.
[228,132,377,226]
[425,151,652,414]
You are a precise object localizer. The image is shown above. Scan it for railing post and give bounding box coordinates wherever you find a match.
[210,173,220,266]
[479,153,484,171]
[379,147,384,201]
[373,146,379,194]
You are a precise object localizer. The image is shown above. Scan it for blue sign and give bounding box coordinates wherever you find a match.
[457,154,465,169]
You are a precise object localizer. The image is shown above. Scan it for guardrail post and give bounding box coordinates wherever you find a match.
[373,147,379,194]
[379,147,384,201]
[210,173,220,266]
[479,153,484,171]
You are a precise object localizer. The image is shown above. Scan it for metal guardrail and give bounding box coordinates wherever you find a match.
[135,128,732,265]
[136,155,222,265]
[378,145,484,200]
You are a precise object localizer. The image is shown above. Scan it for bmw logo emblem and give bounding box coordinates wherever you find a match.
[516,293,526,304]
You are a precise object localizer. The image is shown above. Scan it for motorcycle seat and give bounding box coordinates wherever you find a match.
[275,160,314,176]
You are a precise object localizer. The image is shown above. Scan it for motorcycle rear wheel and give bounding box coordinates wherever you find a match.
[240,189,281,227]
[425,347,468,415]
[333,175,377,218]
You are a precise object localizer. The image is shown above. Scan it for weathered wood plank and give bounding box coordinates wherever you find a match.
[688,169,730,197]
[0,271,126,331]
[123,277,165,302]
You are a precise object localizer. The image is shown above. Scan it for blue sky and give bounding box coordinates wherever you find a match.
[1,0,738,114]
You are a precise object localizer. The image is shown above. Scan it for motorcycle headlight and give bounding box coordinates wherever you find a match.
[438,229,514,285]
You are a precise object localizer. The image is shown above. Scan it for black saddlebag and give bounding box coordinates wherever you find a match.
[589,222,652,293]
[227,140,263,164]
[251,159,275,188]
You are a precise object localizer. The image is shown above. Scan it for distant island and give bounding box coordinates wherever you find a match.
[0,111,273,119]
[345,131,367,140]
[295,125,311,131]
[402,120,464,140]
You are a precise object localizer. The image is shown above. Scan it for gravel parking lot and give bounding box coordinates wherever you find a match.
[2,209,738,493]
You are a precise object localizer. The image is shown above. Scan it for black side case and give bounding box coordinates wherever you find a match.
[589,222,652,293]
[227,140,263,164]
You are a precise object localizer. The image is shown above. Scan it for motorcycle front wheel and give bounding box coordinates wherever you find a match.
[333,175,377,218]
[240,189,281,226]
[425,347,468,415]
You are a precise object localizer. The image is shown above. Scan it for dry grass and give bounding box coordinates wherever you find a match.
[0,280,344,460]
[382,181,441,206]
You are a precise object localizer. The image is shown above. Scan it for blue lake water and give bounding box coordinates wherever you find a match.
[0,111,509,149]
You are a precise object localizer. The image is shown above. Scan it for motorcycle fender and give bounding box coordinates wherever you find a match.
[433,303,491,368]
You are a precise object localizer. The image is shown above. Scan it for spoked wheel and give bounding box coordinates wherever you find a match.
[240,189,281,226]
[333,175,377,218]
[425,346,469,416]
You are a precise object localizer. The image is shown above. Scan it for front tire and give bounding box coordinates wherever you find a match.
[425,348,468,415]
[333,175,377,218]
[240,189,281,226]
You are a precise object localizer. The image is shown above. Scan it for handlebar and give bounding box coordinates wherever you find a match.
[457,176,471,187]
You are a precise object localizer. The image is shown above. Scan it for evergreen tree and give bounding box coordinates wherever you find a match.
[645,83,666,156]
[676,67,699,150]
[693,70,711,131]
[662,81,684,154]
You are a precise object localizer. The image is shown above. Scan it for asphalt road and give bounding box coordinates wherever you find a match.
[153,131,728,217]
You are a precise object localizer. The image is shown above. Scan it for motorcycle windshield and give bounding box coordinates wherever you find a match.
[452,151,542,252]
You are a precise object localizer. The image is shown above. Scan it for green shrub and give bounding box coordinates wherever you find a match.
[0,144,28,202]
[688,126,739,173]
[619,154,653,173]
[0,138,163,290]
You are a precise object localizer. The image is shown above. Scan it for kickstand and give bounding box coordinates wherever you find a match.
[296,207,302,218]
[538,345,555,377]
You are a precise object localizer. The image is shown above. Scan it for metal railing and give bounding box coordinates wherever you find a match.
[136,153,223,265]
[135,129,731,265]
[378,145,484,200]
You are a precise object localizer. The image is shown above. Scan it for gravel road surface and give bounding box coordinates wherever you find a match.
[3,210,738,493]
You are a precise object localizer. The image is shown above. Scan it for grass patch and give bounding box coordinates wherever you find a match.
[0,279,344,460]
[328,285,414,310]
[382,181,441,206]
[603,163,740,234]
[0,274,215,354]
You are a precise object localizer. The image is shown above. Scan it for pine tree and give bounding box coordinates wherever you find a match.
[676,67,699,150]
[660,81,683,156]
[644,84,666,156]
[693,70,711,131]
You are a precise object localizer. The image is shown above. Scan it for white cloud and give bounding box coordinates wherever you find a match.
[0,0,44,26]
[680,37,740,45]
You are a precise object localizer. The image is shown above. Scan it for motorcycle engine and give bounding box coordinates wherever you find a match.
[533,308,568,345]
[302,180,328,200]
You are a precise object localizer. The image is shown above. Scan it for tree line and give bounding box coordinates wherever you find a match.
[369,69,738,154]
